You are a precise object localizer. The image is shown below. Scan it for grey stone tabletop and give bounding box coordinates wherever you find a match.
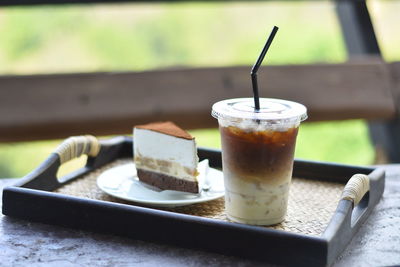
[1,165,399,267]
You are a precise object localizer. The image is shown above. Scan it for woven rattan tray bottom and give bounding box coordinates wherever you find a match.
[55,158,344,236]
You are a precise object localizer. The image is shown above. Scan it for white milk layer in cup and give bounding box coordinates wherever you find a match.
[212,98,307,225]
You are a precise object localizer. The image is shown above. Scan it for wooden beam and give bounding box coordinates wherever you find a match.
[335,0,381,57]
[0,61,396,142]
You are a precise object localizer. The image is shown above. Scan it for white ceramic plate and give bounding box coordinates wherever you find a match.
[97,160,224,207]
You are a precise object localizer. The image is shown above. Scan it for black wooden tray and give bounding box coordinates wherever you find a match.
[2,136,385,266]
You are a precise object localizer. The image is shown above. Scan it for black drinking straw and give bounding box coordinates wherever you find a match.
[251,26,279,111]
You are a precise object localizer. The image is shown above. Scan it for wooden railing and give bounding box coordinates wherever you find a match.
[1,59,399,142]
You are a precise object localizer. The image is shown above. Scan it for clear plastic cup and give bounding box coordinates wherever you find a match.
[212,98,307,225]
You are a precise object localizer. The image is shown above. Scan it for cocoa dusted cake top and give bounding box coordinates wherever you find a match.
[135,121,194,140]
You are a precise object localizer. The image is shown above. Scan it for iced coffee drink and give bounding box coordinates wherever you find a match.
[212,98,307,225]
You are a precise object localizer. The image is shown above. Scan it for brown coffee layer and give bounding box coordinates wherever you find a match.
[220,126,298,184]
[137,169,199,193]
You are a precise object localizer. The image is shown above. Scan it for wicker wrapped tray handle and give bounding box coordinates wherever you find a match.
[54,135,101,164]
[341,174,370,206]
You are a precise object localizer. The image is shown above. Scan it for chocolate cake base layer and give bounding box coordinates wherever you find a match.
[137,169,199,193]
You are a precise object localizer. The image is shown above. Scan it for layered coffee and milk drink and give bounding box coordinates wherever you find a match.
[212,98,307,225]
[220,123,298,225]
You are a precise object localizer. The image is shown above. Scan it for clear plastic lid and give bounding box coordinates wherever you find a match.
[211,98,307,125]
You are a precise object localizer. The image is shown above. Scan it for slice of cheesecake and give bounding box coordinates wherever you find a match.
[133,121,199,193]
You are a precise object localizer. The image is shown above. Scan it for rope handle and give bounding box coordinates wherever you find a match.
[54,135,101,164]
[341,174,370,206]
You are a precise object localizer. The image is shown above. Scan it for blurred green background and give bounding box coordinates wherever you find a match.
[0,0,399,178]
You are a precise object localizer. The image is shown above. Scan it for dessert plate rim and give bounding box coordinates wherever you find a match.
[96,161,225,207]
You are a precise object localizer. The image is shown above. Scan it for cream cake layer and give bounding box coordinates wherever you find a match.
[133,125,199,182]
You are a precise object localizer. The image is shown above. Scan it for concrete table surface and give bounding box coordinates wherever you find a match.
[1,165,399,267]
